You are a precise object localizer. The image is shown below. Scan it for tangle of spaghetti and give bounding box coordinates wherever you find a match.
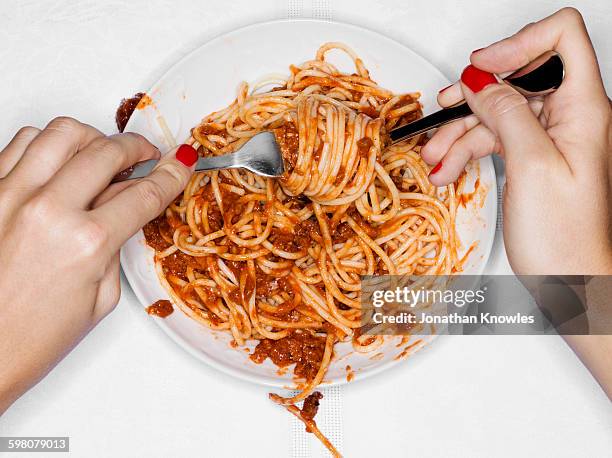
[143,43,462,457]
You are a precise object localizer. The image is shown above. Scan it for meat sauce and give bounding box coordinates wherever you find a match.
[347,207,378,239]
[134,92,390,383]
[272,230,302,252]
[115,92,145,133]
[358,105,380,118]
[198,123,225,135]
[294,217,321,244]
[255,274,293,298]
[272,217,321,252]
[161,251,205,280]
[300,391,323,421]
[142,216,172,251]
[331,222,353,244]
[114,92,147,178]
[274,122,299,172]
[146,299,174,318]
[356,137,373,157]
[143,217,206,280]
[250,331,327,382]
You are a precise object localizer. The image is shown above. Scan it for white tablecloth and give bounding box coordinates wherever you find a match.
[0,1,610,457]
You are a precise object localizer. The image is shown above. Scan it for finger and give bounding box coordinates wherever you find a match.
[528,98,544,119]
[91,144,198,252]
[428,124,499,186]
[436,82,463,108]
[91,180,133,209]
[0,127,41,178]
[45,133,160,208]
[7,117,103,189]
[423,99,544,166]
[470,8,605,100]
[460,65,565,176]
[421,115,479,165]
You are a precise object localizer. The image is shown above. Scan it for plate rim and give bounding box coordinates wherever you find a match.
[120,17,498,389]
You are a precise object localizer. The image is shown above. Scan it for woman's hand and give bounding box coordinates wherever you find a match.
[421,7,612,275]
[0,117,197,413]
[422,7,612,399]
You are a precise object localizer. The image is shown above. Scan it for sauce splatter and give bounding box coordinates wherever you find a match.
[345,365,355,382]
[136,93,154,110]
[458,178,487,208]
[394,339,423,360]
[301,391,323,421]
[395,336,410,348]
[146,299,174,318]
[115,92,145,132]
[455,241,478,271]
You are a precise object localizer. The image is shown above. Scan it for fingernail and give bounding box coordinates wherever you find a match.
[461,65,497,93]
[176,144,198,167]
[437,84,453,94]
[471,47,485,54]
[429,161,442,176]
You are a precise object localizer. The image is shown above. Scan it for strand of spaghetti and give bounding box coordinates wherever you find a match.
[269,400,342,458]
[312,203,354,286]
[345,215,397,275]
[299,284,352,336]
[154,259,229,330]
[269,332,335,405]
[318,249,361,311]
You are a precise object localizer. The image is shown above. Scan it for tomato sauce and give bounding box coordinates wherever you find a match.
[146,299,174,318]
[115,92,144,132]
[250,331,326,382]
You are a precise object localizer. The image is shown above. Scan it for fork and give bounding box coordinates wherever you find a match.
[112,51,563,182]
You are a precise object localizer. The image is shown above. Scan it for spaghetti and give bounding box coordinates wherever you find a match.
[142,43,462,457]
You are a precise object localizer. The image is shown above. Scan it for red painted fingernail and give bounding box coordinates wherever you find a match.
[429,162,442,176]
[176,144,198,166]
[438,84,453,94]
[471,47,485,54]
[461,65,497,93]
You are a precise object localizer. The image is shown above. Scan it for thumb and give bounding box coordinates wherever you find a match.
[90,143,198,252]
[460,64,562,173]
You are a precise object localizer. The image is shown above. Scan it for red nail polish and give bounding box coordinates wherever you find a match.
[471,47,485,54]
[429,162,442,175]
[438,84,453,94]
[461,65,497,93]
[176,144,198,167]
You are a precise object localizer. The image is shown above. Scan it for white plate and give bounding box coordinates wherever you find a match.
[120,19,497,389]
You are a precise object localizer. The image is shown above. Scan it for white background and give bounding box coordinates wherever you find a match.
[0,1,611,457]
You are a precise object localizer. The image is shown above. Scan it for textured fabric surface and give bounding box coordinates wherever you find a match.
[0,2,610,457]
[290,387,343,458]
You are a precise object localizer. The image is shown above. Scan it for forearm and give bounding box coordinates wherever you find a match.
[0,329,42,415]
[0,336,28,416]
[0,292,90,415]
[561,276,612,399]
[562,335,612,400]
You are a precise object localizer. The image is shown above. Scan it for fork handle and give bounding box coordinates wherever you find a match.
[389,102,472,143]
[111,149,246,183]
[389,52,564,143]
[194,150,244,172]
